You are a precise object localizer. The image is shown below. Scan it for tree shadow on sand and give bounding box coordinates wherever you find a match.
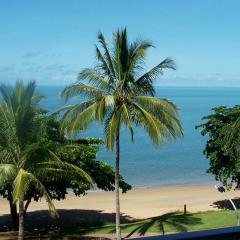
[122,212,202,238]
[211,198,240,210]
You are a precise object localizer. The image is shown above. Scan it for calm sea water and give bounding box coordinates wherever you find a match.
[38,86,240,187]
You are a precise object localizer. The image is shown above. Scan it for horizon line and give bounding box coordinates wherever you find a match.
[35,84,240,88]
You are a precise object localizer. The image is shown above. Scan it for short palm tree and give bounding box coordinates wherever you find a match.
[0,81,92,240]
[59,28,183,240]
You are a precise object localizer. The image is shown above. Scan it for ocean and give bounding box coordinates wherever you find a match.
[38,86,240,187]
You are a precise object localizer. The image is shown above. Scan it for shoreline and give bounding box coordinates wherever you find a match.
[131,181,215,189]
[1,182,238,219]
[86,181,215,192]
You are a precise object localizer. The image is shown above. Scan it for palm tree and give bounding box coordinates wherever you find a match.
[59,28,183,240]
[0,81,92,240]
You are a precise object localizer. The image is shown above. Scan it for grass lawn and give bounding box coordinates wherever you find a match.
[0,210,239,239]
[62,210,238,238]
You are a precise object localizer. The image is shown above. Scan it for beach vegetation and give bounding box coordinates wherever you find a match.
[58,27,183,239]
[32,113,131,200]
[0,81,94,239]
[197,105,240,189]
[0,81,130,239]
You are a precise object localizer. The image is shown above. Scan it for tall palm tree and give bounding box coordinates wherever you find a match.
[0,81,92,240]
[59,28,183,240]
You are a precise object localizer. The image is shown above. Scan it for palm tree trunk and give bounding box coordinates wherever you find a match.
[18,200,24,240]
[9,201,18,231]
[8,190,18,231]
[115,124,121,240]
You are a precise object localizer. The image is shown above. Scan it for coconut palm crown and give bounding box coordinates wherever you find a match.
[59,28,183,240]
[60,28,182,144]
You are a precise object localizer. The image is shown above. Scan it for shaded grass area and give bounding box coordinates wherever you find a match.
[85,211,238,237]
[0,209,239,239]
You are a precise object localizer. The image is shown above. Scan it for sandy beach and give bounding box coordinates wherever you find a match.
[1,183,239,219]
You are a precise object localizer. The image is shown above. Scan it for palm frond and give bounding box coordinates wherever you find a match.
[0,106,17,152]
[120,104,134,142]
[62,102,97,135]
[96,95,115,121]
[78,68,114,91]
[0,164,17,184]
[104,111,119,150]
[0,80,40,152]
[129,40,153,72]
[135,96,183,138]
[112,27,129,82]
[22,142,55,169]
[21,142,92,190]
[12,168,30,201]
[116,27,129,76]
[98,32,116,79]
[134,58,176,96]
[95,45,115,84]
[48,151,92,183]
[13,168,58,218]
[60,83,103,102]
[52,104,76,116]
[0,84,12,104]
[135,96,178,116]
[59,99,95,128]
[132,103,180,145]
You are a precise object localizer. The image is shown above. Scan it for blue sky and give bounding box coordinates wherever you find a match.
[0,0,240,86]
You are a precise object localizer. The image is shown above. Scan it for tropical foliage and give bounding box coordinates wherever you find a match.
[24,113,131,201]
[0,81,92,240]
[197,105,240,189]
[58,27,183,239]
[0,83,131,236]
[14,114,131,204]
